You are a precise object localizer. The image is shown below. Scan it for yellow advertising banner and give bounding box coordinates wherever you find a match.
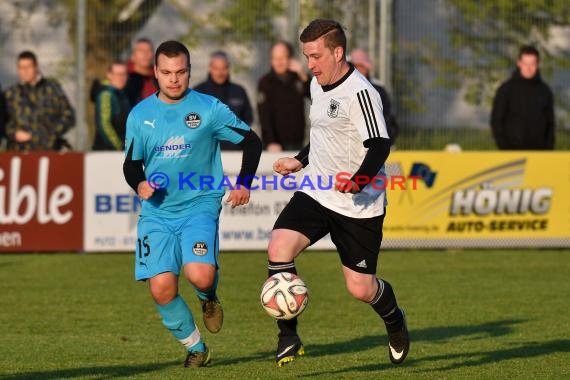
[382,152,570,248]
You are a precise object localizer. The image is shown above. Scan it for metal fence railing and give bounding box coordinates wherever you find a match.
[1,0,569,151]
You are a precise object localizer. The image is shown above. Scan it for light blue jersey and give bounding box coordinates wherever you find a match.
[125,89,249,217]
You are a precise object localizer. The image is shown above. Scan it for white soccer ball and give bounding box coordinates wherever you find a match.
[260,272,309,320]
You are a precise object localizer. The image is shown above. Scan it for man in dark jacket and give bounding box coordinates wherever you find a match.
[0,83,7,147]
[195,51,254,150]
[491,45,555,150]
[257,41,310,152]
[4,50,75,152]
[92,61,131,150]
[125,38,158,106]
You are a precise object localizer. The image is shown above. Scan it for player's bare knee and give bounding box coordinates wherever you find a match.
[268,229,307,262]
[189,276,214,291]
[346,281,376,302]
[150,285,177,305]
[183,263,216,290]
[346,285,369,301]
[268,238,292,262]
[267,239,281,261]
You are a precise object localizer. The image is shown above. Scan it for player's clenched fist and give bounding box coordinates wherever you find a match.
[273,157,303,176]
[335,179,359,194]
[137,180,155,200]
[226,188,250,208]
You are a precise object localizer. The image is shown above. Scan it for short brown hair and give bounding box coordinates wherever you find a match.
[300,19,346,56]
[155,40,190,67]
[518,45,540,61]
[18,50,38,66]
[107,60,126,73]
[210,50,230,65]
[271,40,294,58]
[135,37,153,48]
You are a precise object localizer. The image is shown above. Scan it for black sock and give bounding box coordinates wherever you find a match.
[277,318,298,338]
[369,278,403,333]
[268,260,298,337]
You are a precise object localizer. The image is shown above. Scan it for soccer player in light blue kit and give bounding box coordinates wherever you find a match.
[123,40,261,368]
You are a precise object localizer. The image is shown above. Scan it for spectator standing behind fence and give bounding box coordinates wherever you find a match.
[92,61,131,150]
[257,41,310,152]
[350,48,399,146]
[0,83,7,147]
[125,38,158,106]
[491,45,555,150]
[4,51,75,152]
[195,51,254,150]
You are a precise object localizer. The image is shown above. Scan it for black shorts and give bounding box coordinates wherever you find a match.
[273,191,385,274]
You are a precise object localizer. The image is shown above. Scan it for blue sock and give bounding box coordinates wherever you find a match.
[155,295,205,352]
[195,270,219,301]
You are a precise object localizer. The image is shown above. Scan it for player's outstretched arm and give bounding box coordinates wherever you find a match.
[123,138,148,195]
[235,129,262,184]
[226,128,262,208]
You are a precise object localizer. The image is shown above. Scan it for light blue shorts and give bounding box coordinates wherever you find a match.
[134,209,220,281]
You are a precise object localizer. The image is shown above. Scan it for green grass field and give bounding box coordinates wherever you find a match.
[1,250,569,379]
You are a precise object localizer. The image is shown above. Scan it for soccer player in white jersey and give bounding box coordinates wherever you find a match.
[123,41,261,368]
[267,19,409,367]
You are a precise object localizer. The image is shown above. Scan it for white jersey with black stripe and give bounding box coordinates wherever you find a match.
[299,66,389,218]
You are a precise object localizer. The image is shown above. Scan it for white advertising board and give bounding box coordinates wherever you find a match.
[84,152,139,251]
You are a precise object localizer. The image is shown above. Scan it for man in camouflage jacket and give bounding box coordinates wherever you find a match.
[4,51,75,152]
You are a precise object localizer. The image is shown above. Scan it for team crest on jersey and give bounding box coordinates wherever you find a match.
[184,112,202,128]
[192,241,208,256]
[327,99,340,118]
